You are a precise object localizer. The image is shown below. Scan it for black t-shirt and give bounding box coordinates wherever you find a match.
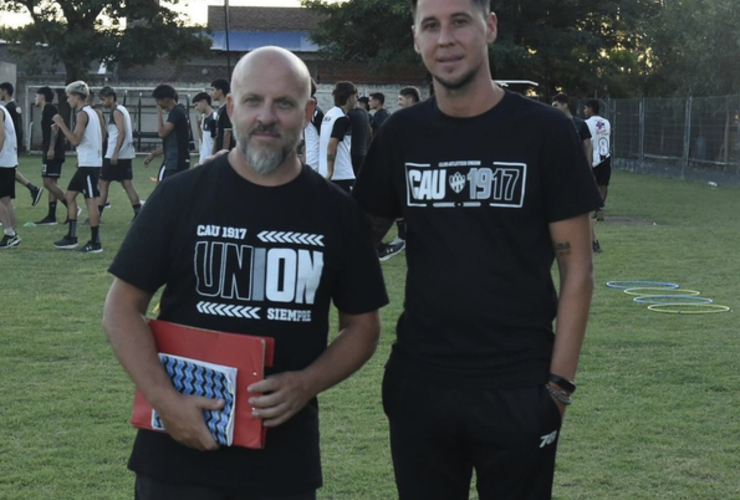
[354,90,602,388]
[163,104,190,171]
[215,104,236,151]
[573,116,592,142]
[41,103,65,161]
[108,155,388,494]
[371,108,389,135]
[347,108,371,157]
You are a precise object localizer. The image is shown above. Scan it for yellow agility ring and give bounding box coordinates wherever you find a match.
[647,304,730,314]
[623,287,701,296]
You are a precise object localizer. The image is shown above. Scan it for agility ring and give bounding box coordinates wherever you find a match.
[647,304,730,314]
[623,287,701,296]
[634,295,713,304]
[606,281,680,290]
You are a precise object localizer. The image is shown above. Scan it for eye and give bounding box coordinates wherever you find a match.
[276,100,295,110]
[421,21,439,31]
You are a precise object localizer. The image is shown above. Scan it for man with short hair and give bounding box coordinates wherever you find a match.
[1,81,43,205]
[98,86,142,221]
[319,81,357,192]
[354,1,602,498]
[584,98,612,223]
[0,100,21,248]
[145,84,190,183]
[397,86,421,108]
[192,92,217,166]
[369,92,389,134]
[210,78,235,154]
[52,80,104,253]
[34,86,68,225]
[103,46,387,500]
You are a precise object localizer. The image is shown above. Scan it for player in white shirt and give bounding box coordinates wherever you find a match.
[584,99,611,222]
[303,79,323,171]
[0,102,20,248]
[99,86,142,222]
[52,80,104,253]
[319,81,356,192]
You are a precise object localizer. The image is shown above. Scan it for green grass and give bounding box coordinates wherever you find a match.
[1,155,738,499]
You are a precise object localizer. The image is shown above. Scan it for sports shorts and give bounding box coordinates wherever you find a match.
[158,164,188,182]
[101,158,134,181]
[0,167,16,198]
[42,160,64,178]
[67,167,100,199]
[593,157,612,186]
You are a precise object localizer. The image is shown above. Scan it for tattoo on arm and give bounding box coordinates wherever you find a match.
[366,214,395,245]
[554,241,571,256]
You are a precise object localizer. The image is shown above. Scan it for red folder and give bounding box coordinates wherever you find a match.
[131,319,275,449]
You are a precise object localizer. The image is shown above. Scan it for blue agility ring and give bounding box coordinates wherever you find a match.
[633,295,713,305]
[606,280,680,290]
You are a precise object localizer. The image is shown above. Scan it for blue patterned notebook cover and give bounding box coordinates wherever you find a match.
[152,353,237,446]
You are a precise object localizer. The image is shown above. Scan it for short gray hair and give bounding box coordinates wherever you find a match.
[65,81,89,98]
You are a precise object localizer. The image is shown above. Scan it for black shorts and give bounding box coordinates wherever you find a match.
[67,167,100,199]
[0,167,16,198]
[42,160,64,178]
[134,474,316,500]
[593,157,611,186]
[101,158,133,181]
[331,179,355,193]
[383,368,562,500]
[158,165,189,182]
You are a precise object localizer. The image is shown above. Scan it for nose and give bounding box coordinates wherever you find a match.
[437,21,455,47]
[256,101,278,125]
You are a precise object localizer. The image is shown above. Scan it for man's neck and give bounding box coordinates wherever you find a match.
[435,76,503,119]
[227,148,303,187]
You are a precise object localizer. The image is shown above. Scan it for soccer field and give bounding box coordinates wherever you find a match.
[1,154,738,499]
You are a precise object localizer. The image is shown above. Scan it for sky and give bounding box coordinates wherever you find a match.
[0,0,305,28]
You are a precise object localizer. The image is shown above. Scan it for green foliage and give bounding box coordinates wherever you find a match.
[0,0,212,83]
[645,0,740,96]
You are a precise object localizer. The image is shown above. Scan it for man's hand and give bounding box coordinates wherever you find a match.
[248,371,314,428]
[194,149,228,168]
[52,114,64,126]
[46,150,55,160]
[144,153,154,166]
[111,153,118,166]
[156,394,225,451]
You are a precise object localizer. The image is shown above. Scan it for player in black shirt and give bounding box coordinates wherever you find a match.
[210,78,236,154]
[1,82,43,205]
[354,1,602,499]
[146,85,191,183]
[103,46,387,500]
[33,86,68,224]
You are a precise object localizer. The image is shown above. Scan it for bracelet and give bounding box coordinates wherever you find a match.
[549,373,576,394]
[546,383,573,405]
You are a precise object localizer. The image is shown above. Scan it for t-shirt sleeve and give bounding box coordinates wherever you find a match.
[332,198,389,314]
[219,108,233,131]
[330,116,350,140]
[541,114,603,223]
[579,120,592,141]
[167,107,184,127]
[108,182,179,292]
[353,118,403,219]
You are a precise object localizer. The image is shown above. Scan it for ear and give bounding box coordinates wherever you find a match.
[226,93,234,119]
[486,12,498,45]
[304,98,317,128]
[412,25,422,55]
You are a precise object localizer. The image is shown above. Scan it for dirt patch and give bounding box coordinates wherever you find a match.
[603,215,656,225]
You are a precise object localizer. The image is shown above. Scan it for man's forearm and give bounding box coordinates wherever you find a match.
[366,214,395,244]
[223,130,232,149]
[102,281,178,410]
[550,258,593,381]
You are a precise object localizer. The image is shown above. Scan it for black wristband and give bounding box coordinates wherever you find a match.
[549,373,576,394]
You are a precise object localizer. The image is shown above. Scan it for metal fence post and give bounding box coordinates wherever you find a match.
[638,97,646,161]
[681,96,692,179]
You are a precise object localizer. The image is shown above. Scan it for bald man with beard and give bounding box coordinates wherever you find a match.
[103,47,388,500]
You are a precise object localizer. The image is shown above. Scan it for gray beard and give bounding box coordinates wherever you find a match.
[237,129,299,176]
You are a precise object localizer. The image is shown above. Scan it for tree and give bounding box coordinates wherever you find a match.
[302,0,661,98]
[0,0,212,83]
[645,0,740,96]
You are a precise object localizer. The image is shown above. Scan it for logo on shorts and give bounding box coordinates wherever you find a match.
[539,430,558,448]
